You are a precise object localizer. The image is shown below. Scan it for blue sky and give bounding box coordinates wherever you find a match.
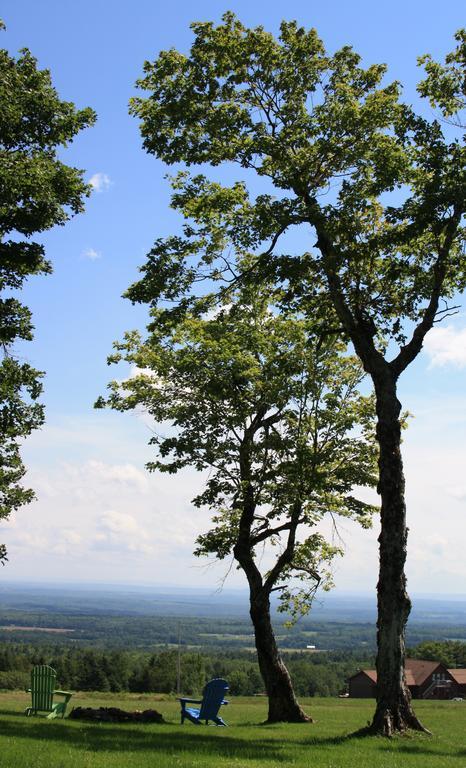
[1,0,466,594]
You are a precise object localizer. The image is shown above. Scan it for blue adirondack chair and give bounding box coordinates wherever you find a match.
[178,678,229,726]
[25,665,73,719]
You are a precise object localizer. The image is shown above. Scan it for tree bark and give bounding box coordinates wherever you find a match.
[368,374,428,736]
[233,432,310,724]
[249,588,311,723]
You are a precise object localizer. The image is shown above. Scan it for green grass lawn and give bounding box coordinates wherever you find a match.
[0,691,464,768]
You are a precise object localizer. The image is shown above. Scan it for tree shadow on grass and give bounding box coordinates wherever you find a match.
[0,716,288,763]
[283,730,466,761]
[0,709,28,719]
[4,711,464,762]
[285,727,369,748]
[377,742,466,760]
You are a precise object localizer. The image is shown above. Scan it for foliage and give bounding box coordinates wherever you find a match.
[418,29,466,126]
[129,650,206,695]
[0,21,95,554]
[129,13,465,366]
[408,640,466,668]
[3,607,463,652]
[0,669,30,690]
[99,273,377,619]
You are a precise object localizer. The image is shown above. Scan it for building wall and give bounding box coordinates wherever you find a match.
[348,673,376,698]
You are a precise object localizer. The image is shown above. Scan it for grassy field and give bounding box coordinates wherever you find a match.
[0,691,464,768]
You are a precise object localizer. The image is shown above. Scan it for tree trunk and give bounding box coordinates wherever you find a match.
[234,435,309,724]
[369,375,428,736]
[249,589,311,723]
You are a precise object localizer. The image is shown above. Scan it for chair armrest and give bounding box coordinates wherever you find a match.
[54,690,73,698]
[177,698,202,704]
[221,699,229,705]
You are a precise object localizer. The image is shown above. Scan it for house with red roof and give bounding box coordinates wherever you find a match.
[348,659,466,699]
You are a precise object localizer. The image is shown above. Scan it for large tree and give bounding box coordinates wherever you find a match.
[98,274,377,722]
[128,16,465,734]
[0,21,95,559]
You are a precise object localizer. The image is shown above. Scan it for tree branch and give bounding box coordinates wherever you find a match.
[390,208,463,378]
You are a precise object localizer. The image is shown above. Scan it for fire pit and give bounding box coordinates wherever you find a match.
[68,706,165,724]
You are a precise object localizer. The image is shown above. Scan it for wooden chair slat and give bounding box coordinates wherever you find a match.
[25,665,73,719]
[178,678,229,726]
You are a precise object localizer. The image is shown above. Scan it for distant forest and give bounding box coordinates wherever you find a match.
[1,609,465,651]
[0,639,465,698]
[0,643,361,697]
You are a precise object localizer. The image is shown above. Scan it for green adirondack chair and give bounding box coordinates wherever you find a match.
[25,665,73,718]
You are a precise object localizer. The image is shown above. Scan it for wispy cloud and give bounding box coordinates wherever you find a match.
[88,172,112,193]
[82,459,150,493]
[33,459,150,500]
[94,510,153,555]
[424,325,466,368]
[1,445,208,582]
[446,485,466,501]
[81,248,102,260]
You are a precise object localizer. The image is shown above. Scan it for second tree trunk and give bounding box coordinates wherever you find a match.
[250,590,311,723]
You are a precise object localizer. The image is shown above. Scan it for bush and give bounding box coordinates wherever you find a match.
[0,670,30,690]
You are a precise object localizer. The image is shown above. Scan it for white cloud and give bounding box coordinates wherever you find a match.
[129,365,159,380]
[9,532,50,551]
[94,510,153,555]
[88,172,112,193]
[424,325,466,368]
[100,510,142,536]
[1,428,213,583]
[7,528,83,557]
[446,485,466,501]
[29,459,150,504]
[80,459,150,492]
[51,529,83,556]
[82,247,102,260]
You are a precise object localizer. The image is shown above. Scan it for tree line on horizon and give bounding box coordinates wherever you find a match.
[0,642,364,696]
[1,15,465,736]
[0,640,465,697]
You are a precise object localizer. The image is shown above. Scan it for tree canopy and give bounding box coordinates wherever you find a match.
[0,21,95,559]
[100,277,377,610]
[129,14,464,348]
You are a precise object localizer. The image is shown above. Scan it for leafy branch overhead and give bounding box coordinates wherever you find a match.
[418,29,466,125]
